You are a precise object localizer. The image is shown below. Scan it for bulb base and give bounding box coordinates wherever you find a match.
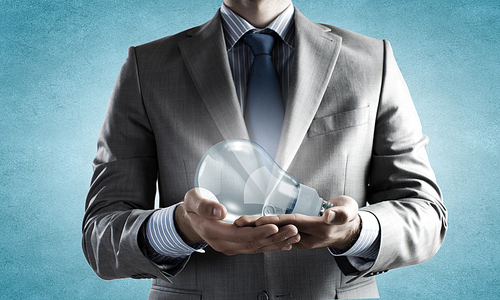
[293,184,324,216]
[318,199,334,216]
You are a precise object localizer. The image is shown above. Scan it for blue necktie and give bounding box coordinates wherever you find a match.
[243,32,285,158]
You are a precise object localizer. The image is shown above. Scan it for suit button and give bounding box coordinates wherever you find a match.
[257,291,269,300]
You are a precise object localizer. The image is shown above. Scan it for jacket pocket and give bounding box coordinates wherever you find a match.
[149,285,201,300]
[336,276,379,299]
[308,106,369,137]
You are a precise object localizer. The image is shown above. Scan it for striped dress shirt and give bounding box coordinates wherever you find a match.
[145,3,380,270]
[220,2,295,111]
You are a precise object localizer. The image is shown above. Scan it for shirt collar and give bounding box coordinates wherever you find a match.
[220,2,295,50]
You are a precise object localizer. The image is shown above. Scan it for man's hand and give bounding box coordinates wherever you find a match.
[240,196,361,252]
[174,189,301,255]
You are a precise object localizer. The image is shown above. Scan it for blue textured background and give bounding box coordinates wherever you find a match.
[1,0,498,299]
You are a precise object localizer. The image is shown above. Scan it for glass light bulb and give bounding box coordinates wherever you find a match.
[194,139,333,222]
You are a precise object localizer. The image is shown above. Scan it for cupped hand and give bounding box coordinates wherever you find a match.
[240,195,361,252]
[174,189,301,255]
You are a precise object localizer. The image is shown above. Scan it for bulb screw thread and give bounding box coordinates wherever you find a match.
[318,198,334,216]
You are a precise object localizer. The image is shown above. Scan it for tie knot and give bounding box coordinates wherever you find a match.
[243,33,275,56]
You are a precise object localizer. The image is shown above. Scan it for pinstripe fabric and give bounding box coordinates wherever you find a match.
[145,3,379,268]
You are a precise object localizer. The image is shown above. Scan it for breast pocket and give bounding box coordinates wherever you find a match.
[308,106,370,137]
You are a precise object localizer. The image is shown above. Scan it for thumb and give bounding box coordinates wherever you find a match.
[323,207,351,225]
[323,196,358,225]
[184,188,227,220]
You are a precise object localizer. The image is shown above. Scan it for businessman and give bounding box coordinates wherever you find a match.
[83,0,447,299]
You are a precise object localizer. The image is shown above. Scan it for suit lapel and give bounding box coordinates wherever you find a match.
[179,9,342,169]
[275,9,342,170]
[179,11,249,141]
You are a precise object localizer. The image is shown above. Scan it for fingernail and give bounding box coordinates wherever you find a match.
[327,211,335,223]
[213,207,221,219]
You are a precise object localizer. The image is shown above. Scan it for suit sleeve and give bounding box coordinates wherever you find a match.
[351,40,448,278]
[82,47,188,281]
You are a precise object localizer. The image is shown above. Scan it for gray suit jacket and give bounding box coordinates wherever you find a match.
[83,8,447,300]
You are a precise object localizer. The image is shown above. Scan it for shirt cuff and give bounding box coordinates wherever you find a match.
[146,203,207,260]
[328,211,380,259]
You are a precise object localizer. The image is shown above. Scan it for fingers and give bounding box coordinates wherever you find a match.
[179,189,307,255]
[183,188,301,255]
[251,195,360,248]
[254,196,359,227]
[250,228,301,253]
[232,223,280,243]
[194,214,300,255]
[221,225,301,255]
[254,214,320,230]
[253,214,293,227]
[234,215,260,227]
[184,188,227,220]
[323,207,354,225]
[187,210,277,242]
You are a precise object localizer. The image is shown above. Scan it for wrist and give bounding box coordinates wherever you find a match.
[336,214,362,252]
[174,203,204,246]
